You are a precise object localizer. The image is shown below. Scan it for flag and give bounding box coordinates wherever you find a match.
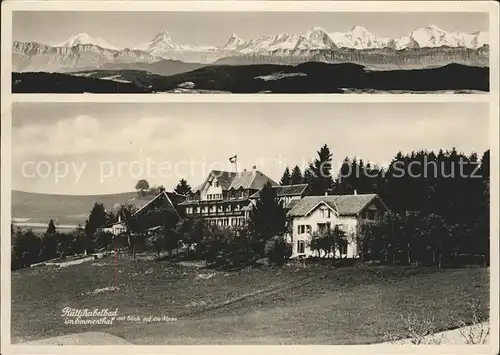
[229,155,237,163]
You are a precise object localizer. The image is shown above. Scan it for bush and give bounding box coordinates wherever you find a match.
[264,235,290,266]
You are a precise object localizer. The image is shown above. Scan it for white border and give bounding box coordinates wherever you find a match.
[1,1,499,355]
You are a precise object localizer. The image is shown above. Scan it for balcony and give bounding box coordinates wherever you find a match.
[188,209,245,218]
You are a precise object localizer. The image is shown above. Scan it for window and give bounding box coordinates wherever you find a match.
[317,222,331,234]
[366,210,377,220]
[297,241,305,254]
[298,225,311,234]
[215,181,219,187]
[320,208,331,218]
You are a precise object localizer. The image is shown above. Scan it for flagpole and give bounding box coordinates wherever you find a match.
[230,155,238,173]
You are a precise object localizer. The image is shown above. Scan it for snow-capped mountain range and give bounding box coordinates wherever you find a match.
[12,25,489,73]
[55,32,121,51]
[50,25,489,53]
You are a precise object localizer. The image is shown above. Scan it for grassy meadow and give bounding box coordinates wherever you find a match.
[11,257,489,345]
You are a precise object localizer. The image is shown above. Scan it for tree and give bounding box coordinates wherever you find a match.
[46,219,57,235]
[141,205,180,259]
[176,218,196,257]
[39,219,59,261]
[304,144,333,196]
[68,225,86,255]
[12,229,42,270]
[248,182,286,256]
[84,202,108,254]
[290,165,303,185]
[280,167,292,185]
[174,179,192,196]
[264,235,291,266]
[40,231,59,261]
[135,179,150,196]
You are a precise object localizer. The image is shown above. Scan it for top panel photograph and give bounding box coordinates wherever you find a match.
[11,10,490,94]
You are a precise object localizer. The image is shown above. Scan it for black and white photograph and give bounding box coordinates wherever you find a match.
[6,101,493,345]
[11,10,490,93]
[1,1,499,354]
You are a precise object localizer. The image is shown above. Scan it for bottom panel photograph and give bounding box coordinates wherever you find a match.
[9,101,491,345]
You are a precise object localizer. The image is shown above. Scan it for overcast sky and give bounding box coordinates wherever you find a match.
[11,102,489,196]
[13,11,488,48]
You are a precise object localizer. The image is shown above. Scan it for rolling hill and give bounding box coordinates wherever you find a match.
[12,62,489,93]
[11,190,162,229]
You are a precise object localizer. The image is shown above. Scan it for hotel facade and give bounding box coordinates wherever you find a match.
[178,168,308,227]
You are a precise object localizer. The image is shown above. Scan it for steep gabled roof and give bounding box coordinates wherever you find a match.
[193,169,277,193]
[211,170,238,190]
[193,170,237,193]
[287,194,382,218]
[249,184,308,199]
[133,191,180,217]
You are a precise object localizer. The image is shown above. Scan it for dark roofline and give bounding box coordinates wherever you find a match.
[249,183,308,199]
[287,193,385,218]
[98,220,125,229]
[133,191,180,217]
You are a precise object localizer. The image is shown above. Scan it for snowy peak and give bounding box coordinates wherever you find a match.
[141,30,184,52]
[222,33,247,50]
[399,25,487,49]
[55,32,119,50]
[349,25,372,36]
[150,30,176,45]
[304,27,337,49]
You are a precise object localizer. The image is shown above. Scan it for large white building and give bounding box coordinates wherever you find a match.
[286,192,389,258]
[179,168,310,227]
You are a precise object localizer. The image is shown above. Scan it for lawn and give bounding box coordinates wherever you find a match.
[11,257,489,344]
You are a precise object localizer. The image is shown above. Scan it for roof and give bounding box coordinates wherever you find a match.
[287,194,382,217]
[193,169,277,193]
[178,197,249,206]
[285,199,301,210]
[133,191,180,217]
[249,184,308,199]
[99,221,126,229]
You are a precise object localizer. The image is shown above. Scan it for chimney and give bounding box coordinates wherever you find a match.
[354,189,357,195]
[252,165,257,173]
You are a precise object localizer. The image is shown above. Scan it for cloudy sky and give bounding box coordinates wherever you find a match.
[12,102,489,196]
[13,11,488,48]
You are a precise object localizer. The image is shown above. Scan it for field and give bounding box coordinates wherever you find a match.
[11,257,489,345]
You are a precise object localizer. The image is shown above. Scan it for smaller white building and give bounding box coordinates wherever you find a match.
[99,214,127,235]
[286,192,389,259]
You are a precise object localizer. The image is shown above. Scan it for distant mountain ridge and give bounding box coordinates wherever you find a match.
[12,63,489,94]
[12,25,489,72]
[11,189,185,227]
